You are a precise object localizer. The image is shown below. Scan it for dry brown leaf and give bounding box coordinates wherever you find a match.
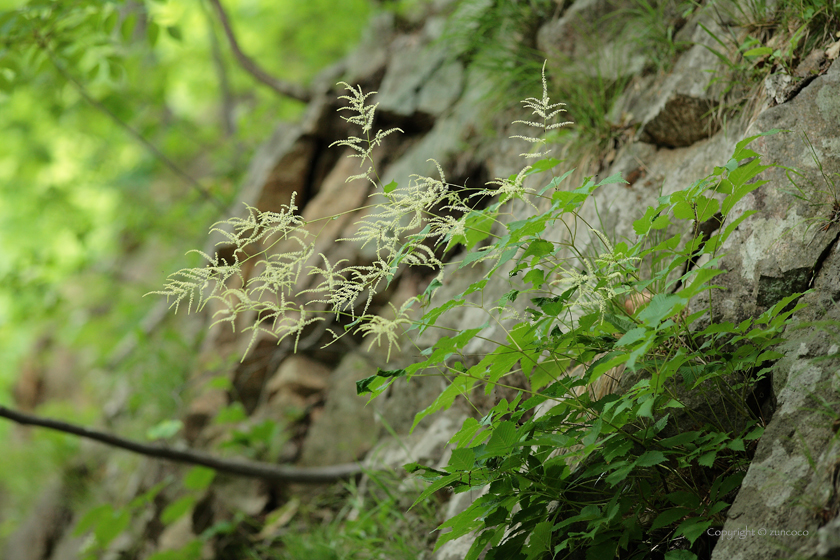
[624,290,652,315]
[827,40,840,60]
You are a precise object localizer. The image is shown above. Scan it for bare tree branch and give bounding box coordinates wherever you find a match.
[0,405,363,484]
[201,0,237,137]
[207,0,312,103]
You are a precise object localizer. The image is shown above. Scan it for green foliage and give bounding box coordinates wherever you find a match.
[161,57,801,558]
[365,133,790,560]
[0,0,374,552]
[74,480,168,560]
[0,0,372,384]
[5,0,819,556]
[91,472,437,560]
[73,466,221,560]
[265,475,437,560]
[701,0,840,98]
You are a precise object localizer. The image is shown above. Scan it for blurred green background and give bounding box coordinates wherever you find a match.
[0,0,378,541]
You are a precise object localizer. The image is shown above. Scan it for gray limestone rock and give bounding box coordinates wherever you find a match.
[637,17,729,147]
[696,59,840,328]
[765,72,799,105]
[537,0,633,61]
[377,39,451,118]
[344,11,395,85]
[538,0,647,81]
[298,352,379,467]
[380,66,493,191]
[709,60,840,560]
[417,59,465,116]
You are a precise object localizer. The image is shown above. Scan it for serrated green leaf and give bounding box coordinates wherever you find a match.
[666,490,700,509]
[526,157,562,175]
[459,246,494,269]
[673,201,694,220]
[538,169,574,194]
[582,418,602,446]
[485,421,518,457]
[602,438,633,463]
[697,450,717,467]
[521,238,554,261]
[697,197,719,222]
[676,517,713,545]
[727,438,745,451]
[523,268,545,288]
[449,418,482,448]
[650,507,689,531]
[637,396,655,419]
[466,526,505,560]
[448,448,476,472]
[732,129,781,161]
[412,375,478,431]
[404,462,447,477]
[605,461,634,486]
[637,293,683,325]
[708,500,729,516]
[465,210,497,250]
[633,207,659,235]
[744,426,764,440]
[412,473,463,509]
[716,472,745,497]
[524,521,553,560]
[616,326,648,347]
[635,450,667,467]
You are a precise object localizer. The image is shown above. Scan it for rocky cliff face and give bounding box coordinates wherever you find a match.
[6,1,840,559]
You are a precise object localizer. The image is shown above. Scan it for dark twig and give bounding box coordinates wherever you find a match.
[206,0,312,103]
[0,405,363,484]
[36,34,226,212]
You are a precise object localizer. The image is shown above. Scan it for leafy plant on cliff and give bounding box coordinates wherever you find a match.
[701,0,840,101]
[156,63,793,559]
